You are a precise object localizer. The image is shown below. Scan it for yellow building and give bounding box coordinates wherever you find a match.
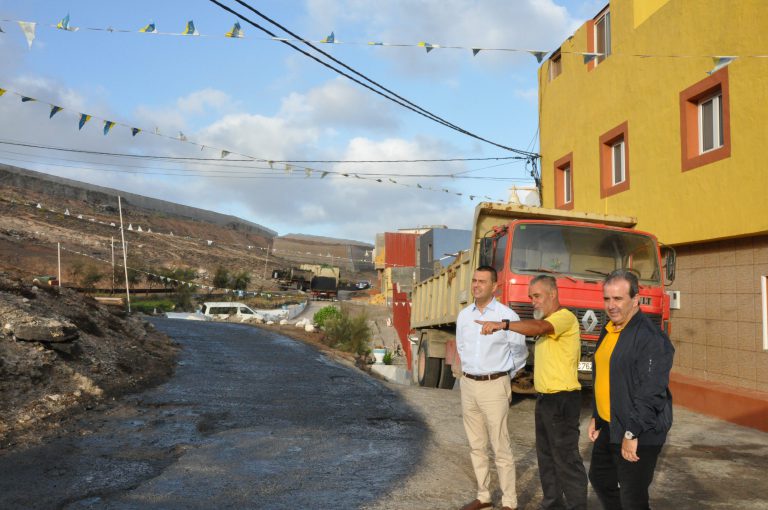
[538,0,768,430]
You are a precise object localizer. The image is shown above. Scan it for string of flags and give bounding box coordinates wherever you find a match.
[17,195,448,272]
[2,14,767,64]
[0,85,511,202]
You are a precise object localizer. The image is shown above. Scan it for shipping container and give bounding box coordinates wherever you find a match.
[384,232,418,269]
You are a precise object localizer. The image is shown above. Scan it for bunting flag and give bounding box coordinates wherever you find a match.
[18,21,36,48]
[182,20,199,36]
[708,56,736,75]
[49,105,62,118]
[131,127,141,136]
[418,41,435,53]
[103,120,116,135]
[56,13,78,32]
[529,50,548,63]
[321,32,335,44]
[221,150,230,158]
[583,53,599,64]
[225,22,243,38]
[472,48,481,56]
[139,22,157,34]
[305,168,312,177]
[78,114,91,130]
[20,96,35,102]
[0,89,5,96]
[0,24,4,33]
[179,131,187,141]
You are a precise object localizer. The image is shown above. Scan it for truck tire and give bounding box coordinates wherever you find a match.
[438,359,456,389]
[417,340,441,387]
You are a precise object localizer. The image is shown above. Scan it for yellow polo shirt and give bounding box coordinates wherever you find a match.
[594,322,621,422]
[534,308,581,393]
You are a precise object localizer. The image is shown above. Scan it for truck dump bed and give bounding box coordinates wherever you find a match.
[410,202,636,330]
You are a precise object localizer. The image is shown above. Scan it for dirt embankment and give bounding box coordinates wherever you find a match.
[0,274,179,450]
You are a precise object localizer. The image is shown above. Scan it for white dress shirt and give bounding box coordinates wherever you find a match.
[456,297,527,376]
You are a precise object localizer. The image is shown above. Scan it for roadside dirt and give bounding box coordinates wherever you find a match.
[0,274,179,450]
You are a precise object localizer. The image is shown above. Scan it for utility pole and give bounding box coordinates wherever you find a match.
[57,242,61,286]
[118,196,131,313]
[111,236,115,294]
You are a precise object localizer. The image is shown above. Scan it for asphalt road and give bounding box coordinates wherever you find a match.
[0,319,427,509]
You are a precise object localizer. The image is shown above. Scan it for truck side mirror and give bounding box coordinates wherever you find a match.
[479,237,494,267]
[661,245,676,285]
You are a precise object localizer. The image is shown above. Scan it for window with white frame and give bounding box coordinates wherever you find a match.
[762,276,768,350]
[595,10,611,64]
[699,92,724,154]
[611,139,626,185]
[563,164,572,203]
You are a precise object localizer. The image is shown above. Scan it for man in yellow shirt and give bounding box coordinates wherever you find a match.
[477,275,587,510]
[587,269,674,509]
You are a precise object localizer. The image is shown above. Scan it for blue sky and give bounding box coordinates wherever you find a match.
[0,0,605,241]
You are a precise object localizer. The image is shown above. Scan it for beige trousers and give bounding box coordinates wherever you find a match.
[460,375,517,508]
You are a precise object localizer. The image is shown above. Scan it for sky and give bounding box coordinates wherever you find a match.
[0,0,606,243]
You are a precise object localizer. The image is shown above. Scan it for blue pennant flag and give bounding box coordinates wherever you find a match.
[226,22,243,38]
[78,114,91,130]
[131,127,141,136]
[103,120,116,135]
[49,105,62,118]
[139,22,157,34]
[321,32,335,44]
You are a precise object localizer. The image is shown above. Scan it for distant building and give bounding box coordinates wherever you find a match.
[415,227,472,282]
[538,0,768,429]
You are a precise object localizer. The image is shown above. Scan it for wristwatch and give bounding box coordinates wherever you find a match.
[624,430,637,440]
[502,319,510,331]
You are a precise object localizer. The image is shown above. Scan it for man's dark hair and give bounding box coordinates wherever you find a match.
[475,265,497,283]
[604,268,639,298]
[530,274,557,292]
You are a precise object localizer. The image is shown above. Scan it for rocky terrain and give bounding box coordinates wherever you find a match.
[0,275,179,449]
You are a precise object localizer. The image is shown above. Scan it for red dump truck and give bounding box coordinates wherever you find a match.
[394,202,676,392]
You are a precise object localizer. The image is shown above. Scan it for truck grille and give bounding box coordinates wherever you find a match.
[509,303,663,337]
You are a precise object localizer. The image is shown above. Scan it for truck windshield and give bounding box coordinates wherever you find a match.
[510,223,661,284]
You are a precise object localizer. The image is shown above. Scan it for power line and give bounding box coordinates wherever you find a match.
[208,0,539,159]
[0,139,525,164]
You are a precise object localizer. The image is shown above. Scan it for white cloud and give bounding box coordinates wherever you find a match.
[513,87,538,103]
[279,77,399,132]
[305,0,580,74]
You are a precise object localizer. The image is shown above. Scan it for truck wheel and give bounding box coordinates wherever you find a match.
[417,341,441,387]
[438,359,456,389]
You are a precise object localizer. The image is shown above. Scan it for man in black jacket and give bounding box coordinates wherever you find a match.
[587,269,674,509]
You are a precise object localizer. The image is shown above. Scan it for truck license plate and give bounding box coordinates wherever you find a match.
[578,361,592,372]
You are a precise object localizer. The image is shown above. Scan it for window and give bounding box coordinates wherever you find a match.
[611,139,625,185]
[549,51,562,81]
[595,10,611,64]
[679,67,731,171]
[699,93,723,153]
[599,121,630,197]
[554,153,574,210]
[763,276,768,350]
[587,6,611,70]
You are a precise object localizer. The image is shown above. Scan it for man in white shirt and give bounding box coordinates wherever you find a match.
[457,266,527,510]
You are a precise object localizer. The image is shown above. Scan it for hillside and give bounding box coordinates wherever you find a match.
[0,164,373,289]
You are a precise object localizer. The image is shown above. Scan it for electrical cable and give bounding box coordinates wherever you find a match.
[208,0,540,158]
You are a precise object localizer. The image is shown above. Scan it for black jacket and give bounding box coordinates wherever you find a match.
[592,310,675,445]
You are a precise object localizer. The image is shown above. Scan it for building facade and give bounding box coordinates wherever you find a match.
[538,0,768,428]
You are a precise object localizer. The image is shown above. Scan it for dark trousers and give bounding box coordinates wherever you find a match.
[588,422,663,510]
[535,391,588,510]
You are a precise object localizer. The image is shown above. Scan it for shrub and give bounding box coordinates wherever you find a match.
[324,309,371,356]
[313,305,341,328]
[383,351,393,365]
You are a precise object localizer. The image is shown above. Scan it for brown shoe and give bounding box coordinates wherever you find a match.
[459,500,493,510]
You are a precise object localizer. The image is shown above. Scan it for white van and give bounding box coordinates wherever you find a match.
[200,302,258,320]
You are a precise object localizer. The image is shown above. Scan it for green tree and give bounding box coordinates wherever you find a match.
[213,266,231,289]
[231,270,251,291]
[81,265,103,292]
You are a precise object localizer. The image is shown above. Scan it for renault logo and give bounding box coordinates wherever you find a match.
[582,309,598,333]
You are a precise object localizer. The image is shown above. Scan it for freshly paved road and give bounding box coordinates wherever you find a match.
[0,319,427,509]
